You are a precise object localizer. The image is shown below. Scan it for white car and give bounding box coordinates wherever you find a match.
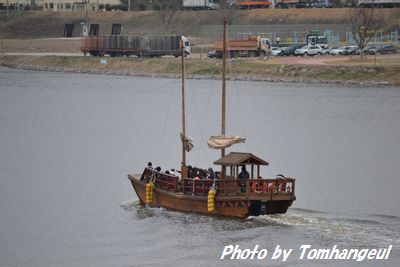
[329,46,346,55]
[321,46,332,55]
[295,45,324,56]
[271,47,284,56]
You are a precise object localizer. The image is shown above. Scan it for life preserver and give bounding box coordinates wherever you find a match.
[251,181,262,193]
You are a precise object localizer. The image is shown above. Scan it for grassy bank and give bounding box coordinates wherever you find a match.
[1,55,399,85]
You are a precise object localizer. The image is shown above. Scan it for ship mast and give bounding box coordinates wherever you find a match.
[181,40,187,181]
[221,16,227,179]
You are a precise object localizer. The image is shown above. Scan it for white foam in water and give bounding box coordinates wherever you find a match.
[119,199,140,210]
[248,210,400,249]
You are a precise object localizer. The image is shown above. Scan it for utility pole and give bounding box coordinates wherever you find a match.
[221,16,227,179]
[85,0,89,34]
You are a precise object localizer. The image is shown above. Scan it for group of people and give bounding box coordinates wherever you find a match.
[186,166,219,181]
[140,162,174,182]
[141,162,255,194]
[143,162,251,181]
[143,162,220,181]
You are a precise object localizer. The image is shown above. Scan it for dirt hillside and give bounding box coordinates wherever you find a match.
[1,9,399,38]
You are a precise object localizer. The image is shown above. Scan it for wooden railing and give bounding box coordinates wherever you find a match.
[141,168,179,192]
[140,168,295,197]
[215,178,295,196]
[182,179,214,196]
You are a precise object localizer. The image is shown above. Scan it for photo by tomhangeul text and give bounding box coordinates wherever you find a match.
[220,244,393,262]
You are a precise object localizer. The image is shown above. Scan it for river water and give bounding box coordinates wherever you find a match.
[0,67,399,266]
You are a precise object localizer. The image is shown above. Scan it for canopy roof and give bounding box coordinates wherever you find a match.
[213,152,269,166]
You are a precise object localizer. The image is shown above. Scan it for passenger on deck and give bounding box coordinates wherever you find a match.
[191,167,199,179]
[141,162,153,181]
[238,166,250,193]
[238,166,250,180]
[187,165,193,178]
[207,167,215,180]
[200,169,207,180]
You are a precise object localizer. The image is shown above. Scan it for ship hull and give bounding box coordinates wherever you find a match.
[129,175,294,218]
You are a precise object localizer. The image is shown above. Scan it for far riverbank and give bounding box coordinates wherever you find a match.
[1,55,399,86]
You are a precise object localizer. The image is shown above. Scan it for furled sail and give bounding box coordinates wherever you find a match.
[207,135,246,149]
[180,133,194,152]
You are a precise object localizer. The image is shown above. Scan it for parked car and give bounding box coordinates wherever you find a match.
[208,50,217,58]
[363,46,376,55]
[295,45,323,56]
[280,44,304,56]
[321,46,333,55]
[342,46,360,55]
[329,46,346,55]
[271,47,284,56]
[376,45,397,54]
[312,0,333,8]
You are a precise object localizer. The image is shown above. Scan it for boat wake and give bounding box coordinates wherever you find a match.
[119,199,141,211]
[247,209,400,249]
[121,200,399,249]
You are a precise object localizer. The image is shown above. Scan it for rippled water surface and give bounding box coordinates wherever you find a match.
[0,67,399,266]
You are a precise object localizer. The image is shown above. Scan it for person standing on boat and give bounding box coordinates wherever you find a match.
[238,166,250,180]
[141,162,154,181]
[238,166,250,193]
[187,165,193,178]
[208,167,215,180]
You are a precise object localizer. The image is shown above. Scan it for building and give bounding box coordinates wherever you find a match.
[0,0,121,11]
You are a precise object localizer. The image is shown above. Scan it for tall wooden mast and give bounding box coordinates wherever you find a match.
[181,40,187,181]
[221,17,227,178]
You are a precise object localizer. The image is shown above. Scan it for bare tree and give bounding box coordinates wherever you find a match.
[152,0,182,32]
[218,0,238,25]
[347,7,384,58]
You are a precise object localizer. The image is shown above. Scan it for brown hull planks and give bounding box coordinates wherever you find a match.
[128,175,294,219]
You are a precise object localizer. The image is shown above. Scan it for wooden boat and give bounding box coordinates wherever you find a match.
[128,18,296,218]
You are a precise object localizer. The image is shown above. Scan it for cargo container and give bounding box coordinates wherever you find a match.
[235,0,272,9]
[182,0,220,9]
[80,35,191,57]
[212,36,271,58]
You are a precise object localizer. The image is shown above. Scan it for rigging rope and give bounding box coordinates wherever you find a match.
[227,30,248,152]
[188,79,213,165]
[156,86,173,164]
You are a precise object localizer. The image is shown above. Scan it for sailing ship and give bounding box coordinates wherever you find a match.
[128,18,296,218]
